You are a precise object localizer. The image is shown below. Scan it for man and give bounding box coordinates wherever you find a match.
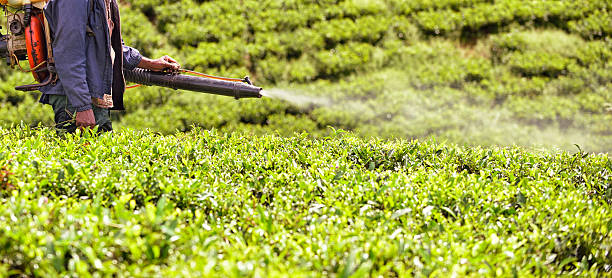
[40,0,180,132]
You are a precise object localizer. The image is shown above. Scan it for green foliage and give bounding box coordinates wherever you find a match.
[0,2,609,276]
[118,93,241,133]
[568,9,612,39]
[0,0,610,152]
[404,0,490,12]
[314,15,391,45]
[575,40,612,66]
[415,9,461,35]
[413,0,610,39]
[286,55,319,83]
[155,0,247,46]
[119,7,169,57]
[0,127,610,276]
[314,43,375,78]
[0,95,52,127]
[490,30,585,63]
[0,72,31,105]
[508,52,574,77]
[123,0,611,85]
[505,95,581,124]
[183,39,247,69]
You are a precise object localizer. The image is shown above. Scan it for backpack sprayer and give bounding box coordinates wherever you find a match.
[0,0,262,99]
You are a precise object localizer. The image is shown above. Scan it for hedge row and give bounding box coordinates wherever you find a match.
[119,0,611,84]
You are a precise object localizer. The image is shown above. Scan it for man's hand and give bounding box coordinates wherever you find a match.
[75,109,96,129]
[138,55,181,72]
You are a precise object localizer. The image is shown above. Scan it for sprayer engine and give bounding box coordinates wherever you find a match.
[2,12,27,59]
[0,1,54,90]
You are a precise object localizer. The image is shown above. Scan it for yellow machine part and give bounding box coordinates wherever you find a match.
[0,0,47,8]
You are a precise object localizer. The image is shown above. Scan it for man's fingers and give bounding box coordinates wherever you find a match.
[167,62,180,70]
[162,56,181,69]
[75,109,96,128]
[163,55,179,64]
[77,122,95,127]
[163,63,179,71]
[148,56,181,71]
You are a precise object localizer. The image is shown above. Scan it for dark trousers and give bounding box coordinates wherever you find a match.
[47,95,113,133]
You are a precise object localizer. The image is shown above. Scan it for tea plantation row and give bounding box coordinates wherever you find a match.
[120,0,611,81]
[0,0,610,152]
[0,127,610,276]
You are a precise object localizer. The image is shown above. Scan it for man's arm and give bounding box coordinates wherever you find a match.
[122,43,180,72]
[45,0,95,127]
[138,55,180,71]
[122,45,142,71]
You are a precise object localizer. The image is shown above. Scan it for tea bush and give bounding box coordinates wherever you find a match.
[507,52,574,78]
[1,0,610,275]
[413,0,610,38]
[0,127,610,276]
[119,7,168,57]
[0,0,610,152]
[568,9,612,39]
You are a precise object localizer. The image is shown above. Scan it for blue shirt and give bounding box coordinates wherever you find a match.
[40,0,142,111]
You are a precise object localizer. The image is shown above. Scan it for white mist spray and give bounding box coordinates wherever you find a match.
[261,89,332,107]
[259,86,609,153]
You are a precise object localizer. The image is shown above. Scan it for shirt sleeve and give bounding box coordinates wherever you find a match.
[45,0,92,112]
[122,44,143,71]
